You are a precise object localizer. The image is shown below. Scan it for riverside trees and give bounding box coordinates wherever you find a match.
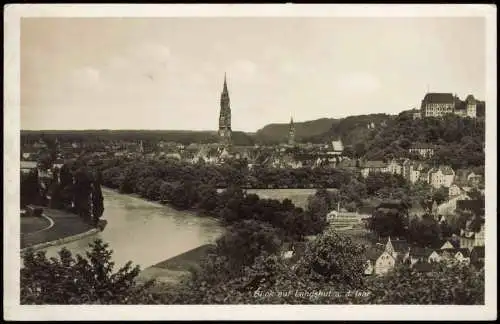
[20,161,104,226]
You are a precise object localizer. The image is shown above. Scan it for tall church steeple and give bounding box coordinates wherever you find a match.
[218,73,232,145]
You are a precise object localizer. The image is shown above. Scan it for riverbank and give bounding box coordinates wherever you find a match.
[102,186,326,213]
[136,244,215,285]
[21,208,99,252]
[100,187,222,282]
[101,186,221,221]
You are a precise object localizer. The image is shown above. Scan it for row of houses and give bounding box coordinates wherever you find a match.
[280,231,485,277]
[169,140,346,169]
[364,235,485,276]
[144,147,483,194]
[344,158,483,190]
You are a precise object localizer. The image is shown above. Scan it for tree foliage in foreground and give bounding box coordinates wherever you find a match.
[21,239,155,304]
[21,235,484,305]
[158,230,368,304]
[363,261,484,305]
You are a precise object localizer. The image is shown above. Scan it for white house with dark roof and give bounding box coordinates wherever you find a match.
[407,247,441,266]
[331,139,344,155]
[364,236,411,276]
[436,247,471,265]
[429,166,455,188]
[386,159,403,175]
[360,160,388,178]
[364,247,396,276]
[373,250,396,275]
[454,248,471,264]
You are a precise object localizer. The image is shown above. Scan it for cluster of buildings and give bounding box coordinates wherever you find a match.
[20,137,80,207]
[363,197,485,275]
[21,80,486,194]
[20,138,66,181]
[414,92,485,119]
[326,202,369,230]
[364,233,485,275]
[21,137,105,222]
[345,157,484,191]
[282,192,485,276]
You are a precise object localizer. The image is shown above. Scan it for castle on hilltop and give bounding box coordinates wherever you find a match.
[418,93,485,119]
[218,73,232,146]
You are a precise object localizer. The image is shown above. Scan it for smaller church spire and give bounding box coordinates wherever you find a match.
[288,115,296,146]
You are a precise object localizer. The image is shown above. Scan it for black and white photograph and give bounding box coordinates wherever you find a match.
[4,3,497,321]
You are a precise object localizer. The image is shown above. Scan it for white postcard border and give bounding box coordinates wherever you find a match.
[3,4,497,321]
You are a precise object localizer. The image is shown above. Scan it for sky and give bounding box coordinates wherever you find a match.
[21,17,486,131]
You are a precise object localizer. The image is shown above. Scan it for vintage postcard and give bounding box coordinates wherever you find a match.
[4,3,497,321]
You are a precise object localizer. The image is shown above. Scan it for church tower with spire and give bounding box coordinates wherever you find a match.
[218,73,232,145]
[288,116,295,146]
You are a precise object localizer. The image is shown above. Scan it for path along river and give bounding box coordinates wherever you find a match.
[38,188,321,270]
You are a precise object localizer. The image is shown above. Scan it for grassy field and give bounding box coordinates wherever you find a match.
[138,244,216,285]
[247,188,338,209]
[21,209,95,249]
[153,244,216,272]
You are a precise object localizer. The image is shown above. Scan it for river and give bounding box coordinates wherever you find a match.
[40,188,224,270]
[39,188,322,270]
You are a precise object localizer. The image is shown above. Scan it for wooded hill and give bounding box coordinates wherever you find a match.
[254,118,337,144]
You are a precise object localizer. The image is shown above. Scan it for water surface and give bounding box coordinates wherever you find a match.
[40,189,224,269]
